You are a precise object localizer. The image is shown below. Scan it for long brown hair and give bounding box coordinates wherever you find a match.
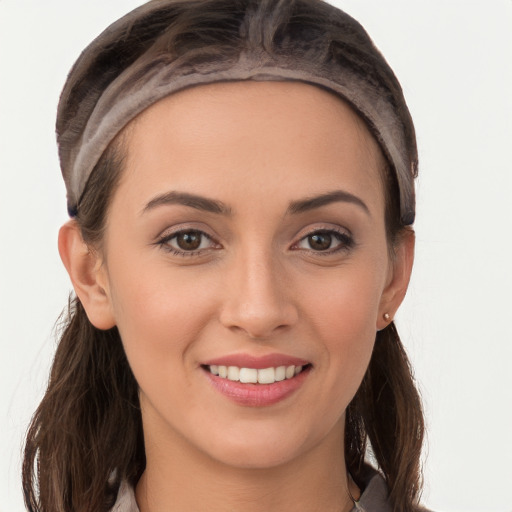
[23,1,424,511]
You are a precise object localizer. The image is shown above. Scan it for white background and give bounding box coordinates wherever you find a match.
[1,1,511,511]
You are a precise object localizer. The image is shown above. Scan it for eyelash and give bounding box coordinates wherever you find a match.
[156,227,354,257]
[291,228,354,255]
[156,229,219,257]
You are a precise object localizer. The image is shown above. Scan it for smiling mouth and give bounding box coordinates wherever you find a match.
[202,364,311,385]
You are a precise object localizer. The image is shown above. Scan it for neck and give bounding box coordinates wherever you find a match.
[135,417,358,512]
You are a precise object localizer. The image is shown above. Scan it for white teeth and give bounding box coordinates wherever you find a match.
[208,364,306,383]
[227,366,240,381]
[257,367,275,384]
[239,367,258,383]
[275,366,286,381]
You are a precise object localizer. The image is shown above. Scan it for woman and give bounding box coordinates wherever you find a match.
[23,1,425,511]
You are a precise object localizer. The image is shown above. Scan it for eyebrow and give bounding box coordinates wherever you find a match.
[141,189,369,217]
[287,190,370,216]
[142,191,232,215]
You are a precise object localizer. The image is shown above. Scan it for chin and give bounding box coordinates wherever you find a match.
[194,420,329,471]
[207,441,304,470]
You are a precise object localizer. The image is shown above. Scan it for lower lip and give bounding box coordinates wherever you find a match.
[203,366,311,407]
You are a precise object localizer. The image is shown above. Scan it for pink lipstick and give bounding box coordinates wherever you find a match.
[201,353,311,407]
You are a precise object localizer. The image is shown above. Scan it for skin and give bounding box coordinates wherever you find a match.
[59,81,414,512]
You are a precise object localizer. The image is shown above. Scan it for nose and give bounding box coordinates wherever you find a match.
[219,250,299,339]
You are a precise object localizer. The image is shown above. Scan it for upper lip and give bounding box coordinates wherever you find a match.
[202,353,310,369]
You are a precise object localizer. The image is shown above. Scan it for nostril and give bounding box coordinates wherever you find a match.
[229,322,292,340]
[220,300,299,339]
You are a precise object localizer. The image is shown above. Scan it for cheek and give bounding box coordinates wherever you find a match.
[106,259,219,375]
[298,258,386,394]
[301,258,385,340]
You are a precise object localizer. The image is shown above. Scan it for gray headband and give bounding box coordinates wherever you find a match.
[60,12,415,225]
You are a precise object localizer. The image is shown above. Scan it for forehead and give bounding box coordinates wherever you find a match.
[118,81,386,213]
[133,80,379,152]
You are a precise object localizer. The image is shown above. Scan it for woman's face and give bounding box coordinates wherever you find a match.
[95,81,407,469]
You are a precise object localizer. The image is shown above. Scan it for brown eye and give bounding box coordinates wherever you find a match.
[308,233,332,251]
[160,229,216,254]
[295,229,353,253]
[176,231,203,250]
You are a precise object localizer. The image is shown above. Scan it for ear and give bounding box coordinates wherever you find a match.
[376,228,415,330]
[58,220,116,330]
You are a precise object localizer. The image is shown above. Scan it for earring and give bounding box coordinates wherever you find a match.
[383,313,391,322]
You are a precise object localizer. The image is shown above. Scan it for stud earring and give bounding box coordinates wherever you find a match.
[383,313,391,322]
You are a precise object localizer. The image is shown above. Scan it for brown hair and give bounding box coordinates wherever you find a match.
[23,1,424,511]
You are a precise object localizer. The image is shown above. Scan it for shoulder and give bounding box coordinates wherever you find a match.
[353,465,433,512]
[110,480,139,512]
[354,466,392,512]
